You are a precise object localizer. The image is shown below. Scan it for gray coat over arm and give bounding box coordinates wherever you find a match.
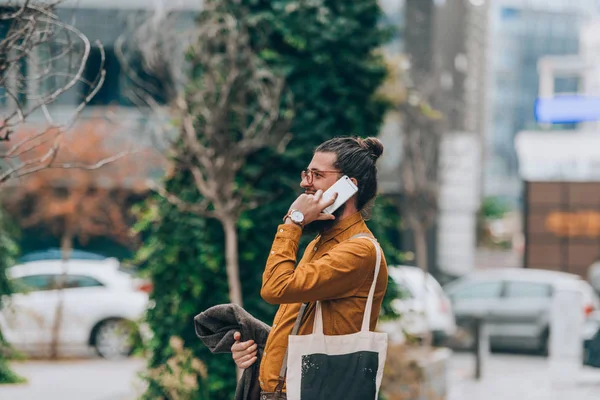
[194,304,271,400]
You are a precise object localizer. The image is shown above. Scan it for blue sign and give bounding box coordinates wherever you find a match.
[535,96,600,124]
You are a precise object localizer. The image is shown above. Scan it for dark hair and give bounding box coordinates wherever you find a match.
[315,136,384,212]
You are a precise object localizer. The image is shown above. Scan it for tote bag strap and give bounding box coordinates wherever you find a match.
[313,234,382,334]
[275,302,308,395]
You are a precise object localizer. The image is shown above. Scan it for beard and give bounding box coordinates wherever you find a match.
[302,203,346,236]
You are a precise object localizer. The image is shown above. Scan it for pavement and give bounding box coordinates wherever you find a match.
[0,357,146,400]
[1,352,599,400]
[449,352,600,400]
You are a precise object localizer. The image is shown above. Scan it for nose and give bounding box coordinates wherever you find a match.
[300,175,311,190]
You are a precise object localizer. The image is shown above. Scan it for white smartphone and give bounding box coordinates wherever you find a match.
[322,175,358,214]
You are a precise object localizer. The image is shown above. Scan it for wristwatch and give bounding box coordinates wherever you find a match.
[284,209,305,227]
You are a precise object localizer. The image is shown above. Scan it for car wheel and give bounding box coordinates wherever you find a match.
[93,319,135,359]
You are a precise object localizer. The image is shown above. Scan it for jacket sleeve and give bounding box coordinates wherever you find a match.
[260,224,376,304]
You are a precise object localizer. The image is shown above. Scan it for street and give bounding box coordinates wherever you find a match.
[1,352,599,399]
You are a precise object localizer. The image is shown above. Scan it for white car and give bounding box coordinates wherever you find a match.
[378,266,456,345]
[444,268,600,354]
[0,258,150,359]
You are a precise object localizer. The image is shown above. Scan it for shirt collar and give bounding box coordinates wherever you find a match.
[318,211,364,243]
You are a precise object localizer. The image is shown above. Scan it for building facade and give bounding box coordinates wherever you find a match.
[484,0,598,203]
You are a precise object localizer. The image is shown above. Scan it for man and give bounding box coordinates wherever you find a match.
[231,136,388,398]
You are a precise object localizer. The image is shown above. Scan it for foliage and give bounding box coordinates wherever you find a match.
[133,186,233,400]
[0,207,25,384]
[135,0,397,398]
[140,336,208,400]
[477,196,513,248]
[480,196,511,220]
[4,119,155,253]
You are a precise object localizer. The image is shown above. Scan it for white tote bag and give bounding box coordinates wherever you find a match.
[285,236,388,400]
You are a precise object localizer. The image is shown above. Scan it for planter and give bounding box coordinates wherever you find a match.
[381,345,451,400]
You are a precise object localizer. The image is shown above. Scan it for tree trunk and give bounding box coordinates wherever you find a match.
[49,233,72,359]
[412,221,433,347]
[413,221,428,275]
[222,216,244,381]
[222,216,243,307]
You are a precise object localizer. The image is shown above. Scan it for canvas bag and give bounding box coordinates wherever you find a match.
[285,235,388,400]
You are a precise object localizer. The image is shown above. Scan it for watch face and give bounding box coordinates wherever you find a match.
[290,210,304,223]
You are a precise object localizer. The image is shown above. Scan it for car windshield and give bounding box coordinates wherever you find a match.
[117,263,141,276]
[18,249,107,263]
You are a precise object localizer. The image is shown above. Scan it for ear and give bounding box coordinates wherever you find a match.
[350,177,358,187]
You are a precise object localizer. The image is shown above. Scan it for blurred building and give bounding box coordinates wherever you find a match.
[396,0,599,279]
[516,17,600,278]
[484,0,599,204]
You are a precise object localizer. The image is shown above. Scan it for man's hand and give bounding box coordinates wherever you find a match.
[288,190,337,226]
[231,331,258,370]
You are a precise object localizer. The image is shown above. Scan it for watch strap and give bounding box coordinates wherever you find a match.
[283,209,304,227]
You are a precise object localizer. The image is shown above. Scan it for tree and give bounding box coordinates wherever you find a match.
[130,0,395,398]
[119,0,292,307]
[399,91,443,282]
[0,1,105,184]
[380,52,443,276]
[0,206,24,384]
[4,119,157,358]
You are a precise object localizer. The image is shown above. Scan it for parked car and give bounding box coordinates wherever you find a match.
[378,266,456,345]
[444,268,600,354]
[0,258,151,359]
[18,248,107,263]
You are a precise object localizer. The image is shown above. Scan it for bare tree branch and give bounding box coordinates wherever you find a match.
[0,1,106,184]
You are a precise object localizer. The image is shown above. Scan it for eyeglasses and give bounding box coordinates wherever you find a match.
[301,169,341,185]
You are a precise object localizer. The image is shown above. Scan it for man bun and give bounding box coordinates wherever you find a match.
[360,137,384,160]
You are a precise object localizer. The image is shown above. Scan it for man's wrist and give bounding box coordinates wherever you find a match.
[283,209,305,228]
[284,216,303,228]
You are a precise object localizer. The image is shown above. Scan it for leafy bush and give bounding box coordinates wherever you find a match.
[0,207,25,384]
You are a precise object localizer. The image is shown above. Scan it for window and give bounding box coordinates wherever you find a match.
[452,282,503,300]
[83,46,122,106]
[63,275,104,289]
[505,281,551,298]
[13,274,104,292]
[13,275,57,293]
[500,7,520,21]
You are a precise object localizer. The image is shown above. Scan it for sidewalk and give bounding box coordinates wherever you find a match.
[448,352,600,400]
[0,358,145,400]
[2,352,599,400]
